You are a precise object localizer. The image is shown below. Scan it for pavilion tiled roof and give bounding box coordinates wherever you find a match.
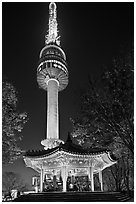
[24,134,110,157]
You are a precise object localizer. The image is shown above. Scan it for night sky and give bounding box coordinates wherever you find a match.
[2,2,133,187]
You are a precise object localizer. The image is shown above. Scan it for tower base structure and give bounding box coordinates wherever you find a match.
[41,138,64,150]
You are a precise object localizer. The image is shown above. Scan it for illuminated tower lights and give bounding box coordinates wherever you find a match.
[37,2,68,149]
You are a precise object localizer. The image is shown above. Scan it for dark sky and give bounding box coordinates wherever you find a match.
[2,2,133,187]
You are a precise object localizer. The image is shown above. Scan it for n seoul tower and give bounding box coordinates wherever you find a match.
[37,2,68,149]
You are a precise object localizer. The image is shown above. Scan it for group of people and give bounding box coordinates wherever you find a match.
[67,180,90,192]
[42,176,91,192]
[43,181,63,192]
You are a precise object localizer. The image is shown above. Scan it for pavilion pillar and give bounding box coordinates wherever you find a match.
[61,166,68,192]
[71,175,75,184]
[53,171,57,190]
[99,170,103,192]
[40,168,44,192]
[88,167,94,192]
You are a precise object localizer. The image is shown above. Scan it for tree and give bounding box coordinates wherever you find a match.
[2,81,27,164]
[71,47,134,153]
[71,47,134,191]
[71,85,116,150]
[2,171,29,192]
[102,51,134,155]
[110,149,133,191]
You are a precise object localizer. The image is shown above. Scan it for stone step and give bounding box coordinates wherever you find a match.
[13,191,133,202]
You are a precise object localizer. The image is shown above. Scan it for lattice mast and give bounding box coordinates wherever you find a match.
[46,2,60,45]
[37,2,68,150]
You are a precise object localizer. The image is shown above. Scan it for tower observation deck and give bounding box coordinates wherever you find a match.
[37,2,68,149]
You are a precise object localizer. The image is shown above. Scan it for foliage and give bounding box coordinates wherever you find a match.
[71,47,134,191]
[102,51,134,155]
[71,47,133,152]
[2,171,29,192]
[2,81,27,164]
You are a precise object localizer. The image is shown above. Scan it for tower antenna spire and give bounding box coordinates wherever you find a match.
[45,2,60,45]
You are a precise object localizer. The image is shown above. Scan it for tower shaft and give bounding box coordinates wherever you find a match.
[47,79,59,140]
[38,2,68,150]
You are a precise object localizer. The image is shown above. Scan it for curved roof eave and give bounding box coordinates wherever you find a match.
[24,147,110,159]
